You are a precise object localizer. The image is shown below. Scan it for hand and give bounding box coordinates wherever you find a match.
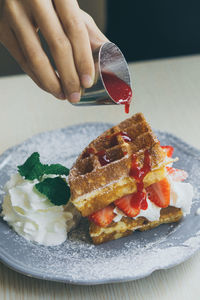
[0,0,108,102]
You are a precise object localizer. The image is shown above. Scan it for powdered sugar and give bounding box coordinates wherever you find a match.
[0,124,199,284]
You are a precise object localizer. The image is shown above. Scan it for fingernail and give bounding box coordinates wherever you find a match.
[81,74,93,88]
[57,92,66,100]
[69,92,81,103]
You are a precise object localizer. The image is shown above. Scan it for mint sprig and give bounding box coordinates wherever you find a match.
[18,152,69,181]
[17,152,71,206]
[35,177,70,206]
[44,164,69,177]
[18,152,44,181]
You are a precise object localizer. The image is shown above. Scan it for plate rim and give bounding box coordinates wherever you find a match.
[0,123,200,285]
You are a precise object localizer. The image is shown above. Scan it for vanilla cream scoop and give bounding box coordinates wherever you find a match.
[1,173,80,246]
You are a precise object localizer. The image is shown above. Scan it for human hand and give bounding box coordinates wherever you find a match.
[0,0,108,102]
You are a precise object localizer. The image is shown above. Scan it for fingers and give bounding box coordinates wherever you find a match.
[54,0,95,89]
[0,25,42,88]
[5,1,65,100]
[81,10,109,51]
[1,0,109,103]
[30,0,81,102]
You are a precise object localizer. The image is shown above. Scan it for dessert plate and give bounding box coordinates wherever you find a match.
[0,123,200,285]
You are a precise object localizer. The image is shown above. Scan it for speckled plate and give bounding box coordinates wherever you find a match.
[0,123,200,285]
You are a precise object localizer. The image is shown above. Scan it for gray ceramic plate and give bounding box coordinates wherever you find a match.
[0,123,200,285]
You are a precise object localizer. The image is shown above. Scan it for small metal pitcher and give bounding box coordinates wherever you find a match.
[72,42,132,106]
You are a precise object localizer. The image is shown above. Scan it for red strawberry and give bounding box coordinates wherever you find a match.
[166,167,188,181]
[146,178,170,208]
[88,204,115,227]
[161,146,174,157]
[114,194,140,218]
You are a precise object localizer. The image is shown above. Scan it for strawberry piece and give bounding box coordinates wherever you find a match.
[114,194,140,217]
[161,145,174,157]
[146,178,170,208]
[166,167,188,181]
[88,204,115,227]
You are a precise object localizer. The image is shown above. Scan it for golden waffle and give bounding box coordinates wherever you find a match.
[90,206,183,244]
[69,113,166,216]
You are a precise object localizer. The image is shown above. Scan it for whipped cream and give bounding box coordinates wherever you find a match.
[113,175,194,223]
[1,173,80,246]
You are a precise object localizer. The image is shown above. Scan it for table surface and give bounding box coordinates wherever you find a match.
[0,55,200,300]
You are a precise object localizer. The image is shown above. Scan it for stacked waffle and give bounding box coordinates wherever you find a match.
[69,113,192,244]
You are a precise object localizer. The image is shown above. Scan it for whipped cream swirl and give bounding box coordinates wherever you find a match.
[1,173,79,246]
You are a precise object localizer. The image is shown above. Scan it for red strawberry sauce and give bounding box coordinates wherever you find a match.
[106,131,132,143]
[83,132,132,166]
[96,150,110,166]
[119,132,132,142]
[90,149,152,211]
[129,150,151,211]
[101,72,132,114]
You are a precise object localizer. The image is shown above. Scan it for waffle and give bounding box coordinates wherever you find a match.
[90,206,183,244]
[69,113,167,217]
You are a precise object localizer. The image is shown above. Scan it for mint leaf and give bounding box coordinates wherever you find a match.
[44,164,69,177]
[17,152,69,180]
[18,152,45,181]
[35,177,70,206]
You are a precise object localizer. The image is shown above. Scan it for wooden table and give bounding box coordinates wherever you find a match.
[0,55,200,299]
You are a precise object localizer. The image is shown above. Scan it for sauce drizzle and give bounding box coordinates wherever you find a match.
[101,72,132,114]
[129,150,151,211]
[83,132,132,165]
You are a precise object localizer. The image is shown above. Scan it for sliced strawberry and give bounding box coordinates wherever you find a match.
[166,166,188,182]
[146,178,170,208]
[88,204,115,227]
[114,194,140,218]
[161,145,174,157]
